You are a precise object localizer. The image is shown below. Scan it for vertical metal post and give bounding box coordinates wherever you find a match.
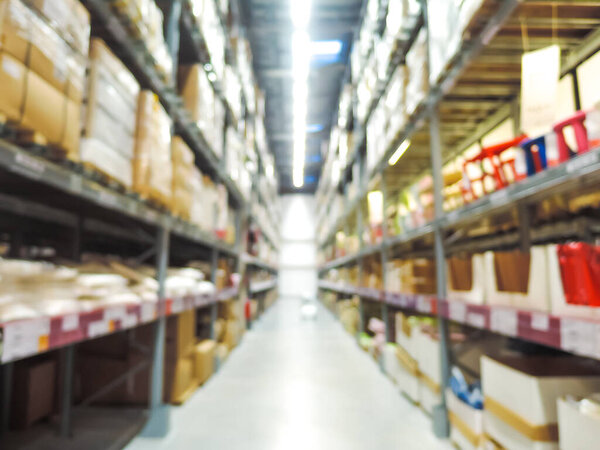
[59,345,75,437]
[210,248,219,341]
[140,227,170,437]
[0,362,14,437]
[356,202,365,335]
[430,106,451,438]
[380,171,391,342]
[163,0,182,82]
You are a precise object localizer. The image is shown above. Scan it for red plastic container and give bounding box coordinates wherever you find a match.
[557,243,600,306]
[460,135,528,203]
[553,110,590,162]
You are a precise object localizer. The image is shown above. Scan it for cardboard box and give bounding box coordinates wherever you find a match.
[222,319,240,350]
[394,312,418,358]
[395,344,421,403]
[21,68,80,159]
[447,389,484,450]
[484,247,549,311]
[23,0,90,56]
[0,51,26,121]
[482,355,600,449]
[0,0,31,62]
[447,253,486,305]
[194,340,216,385]
[84,39,139,162]
[178,64,215,136]
[11,357,56,428]
[166,310,197,360]
[557,397,600,450]
[133,91,172,205]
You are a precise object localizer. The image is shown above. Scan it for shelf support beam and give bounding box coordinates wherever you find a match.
[140,226,170,438]
[59,345,75,437]
[429,102,452,439]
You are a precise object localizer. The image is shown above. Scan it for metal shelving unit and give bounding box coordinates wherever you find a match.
[317,0,600,437]
[0,0,279,445]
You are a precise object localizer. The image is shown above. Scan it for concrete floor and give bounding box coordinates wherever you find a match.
[127,298,452,450]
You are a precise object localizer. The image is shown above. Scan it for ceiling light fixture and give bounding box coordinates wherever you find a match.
[290,1,312,188]
[388,139,411,166]
[311,40,343,56]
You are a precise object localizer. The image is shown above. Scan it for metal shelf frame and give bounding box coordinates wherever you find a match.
[317,0,600,438]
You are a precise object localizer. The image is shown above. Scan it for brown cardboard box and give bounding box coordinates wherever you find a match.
[23,0,90,56]
[0,51,26,121]
[165,310,196,361]
[11,357,56,429]
[223,319,240,350]
[194,340,216,385]
[20,68,80,159]
[164,355,199,404]
[0,0,34,63]
[494,251,530,293]
[133,91,172,206]
[447,256,473,291]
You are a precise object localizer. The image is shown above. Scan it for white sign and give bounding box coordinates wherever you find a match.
[521,45,560,136]
[2,318,50,362]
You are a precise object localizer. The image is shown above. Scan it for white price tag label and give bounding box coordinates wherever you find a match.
[467,313,486,329]
[14,153,45,178]
[61,314,79,332]
[171,298,184,314]
[141,303,157,323]
[560,319,600,358]
[2,318,50,362]
[104,306,127,322]
[491,308,518,337]
[88,320,110,338]
[448,302,467,323]
[567,152,599,174]
[70,174,82,192]
[122,314,138,329]
[531,313,550,331]
[417,296,432,314]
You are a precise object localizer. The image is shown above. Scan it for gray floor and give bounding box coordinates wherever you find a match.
[127,298,452,450]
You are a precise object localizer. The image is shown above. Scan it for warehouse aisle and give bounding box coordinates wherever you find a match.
[127,298,451,450]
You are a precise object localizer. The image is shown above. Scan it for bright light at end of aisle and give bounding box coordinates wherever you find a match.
[388,139,411,166]
[290,0,312,28]
[311,40,343,56]
[290,1,312,188]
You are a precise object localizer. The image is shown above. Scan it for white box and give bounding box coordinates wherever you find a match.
[447,253,486,305]
[446,389,483,450]
[482,355,600,449]
[419,379,441,415]
[383,343,402,384]
[557,397,600,450]
[415,328,441,386]
[483,247,550,311]
[395,344,420,403]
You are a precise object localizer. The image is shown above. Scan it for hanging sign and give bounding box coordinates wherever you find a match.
[520,45,560,136]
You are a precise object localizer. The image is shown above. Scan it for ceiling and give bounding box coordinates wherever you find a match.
[240,0,363,193]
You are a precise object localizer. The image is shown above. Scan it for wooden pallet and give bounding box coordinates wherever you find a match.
[81,161,130,194]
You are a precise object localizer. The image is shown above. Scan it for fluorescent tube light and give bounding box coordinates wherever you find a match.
[388,140,411,166]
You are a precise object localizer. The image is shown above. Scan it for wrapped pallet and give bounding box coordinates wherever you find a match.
[0,0,88,159]
[171,136,195,220]
[133,91,173,207]
[81,39,140,188]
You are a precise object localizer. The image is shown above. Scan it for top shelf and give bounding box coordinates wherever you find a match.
[82,0,245,207]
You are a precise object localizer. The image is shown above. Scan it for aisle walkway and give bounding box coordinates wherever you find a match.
[127,298,451,450]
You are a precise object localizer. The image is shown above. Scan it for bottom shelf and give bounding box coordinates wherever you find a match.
[3,407,147,450]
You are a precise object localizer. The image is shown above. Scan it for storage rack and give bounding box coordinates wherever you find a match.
[0,0,279,446]
[316,0,600,435]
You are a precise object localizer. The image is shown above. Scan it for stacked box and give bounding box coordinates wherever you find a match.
[178,64,225,157]
[112,0,172,80]
[194,340,216,385]
[405,28,428,117]
[133,91,173,207]
[482,355,600,449]
[164,310,199,404]
[0,0,89,159]
[81,39,140,188]
[386,258,436,294]
[171,137,195,220]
